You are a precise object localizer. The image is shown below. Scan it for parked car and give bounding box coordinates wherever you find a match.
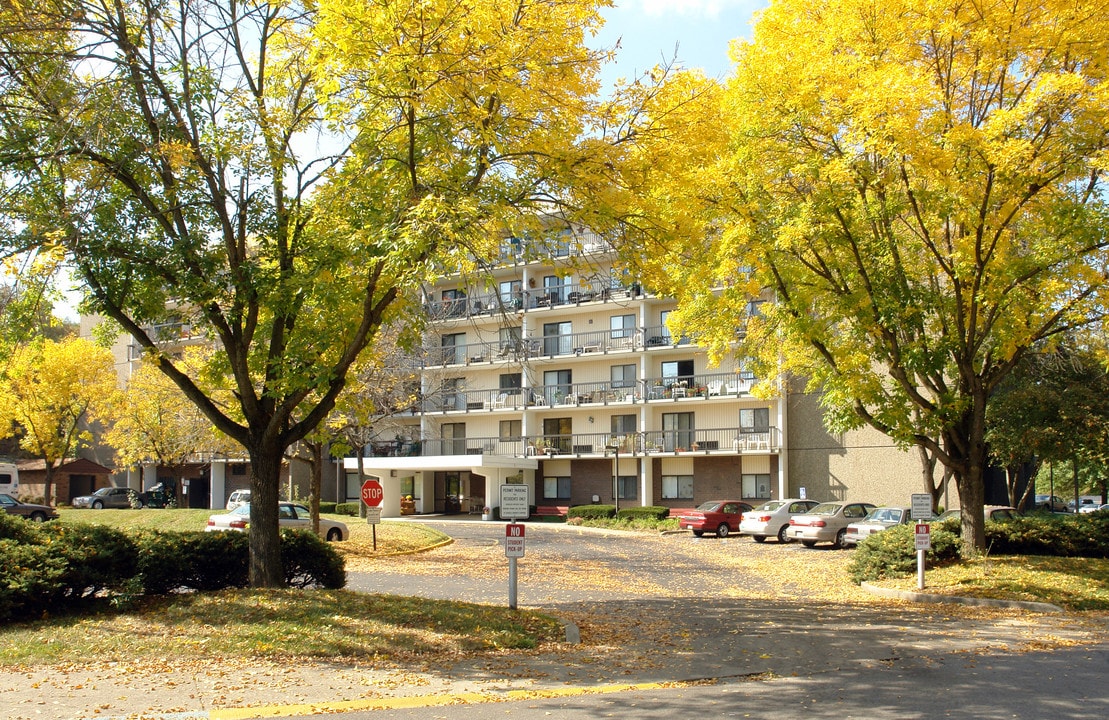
[936,505,1020,522]
[787,502,876,548]
[678,500,754,538]
[0,493,58,522]
[1080,502,1108,515]
[739,498,821,543]
[205,502,349,541]
[72,486,142,509]
[843,506,913,547]
[1033,495,1070,513]
[226,489,251,511]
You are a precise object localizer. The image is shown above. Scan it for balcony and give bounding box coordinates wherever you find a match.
[420,373,756,414]
[425,324,695,368]
[362,427,780,458]
[424,280,642,322]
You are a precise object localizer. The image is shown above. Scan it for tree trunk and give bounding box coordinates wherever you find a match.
[248,447,285,588]
[310,443,323,535]
[43,462,55,506]
[950,397,990,555]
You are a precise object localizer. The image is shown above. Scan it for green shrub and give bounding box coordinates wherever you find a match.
[0,539,68,621]
[615,506,671,521]
[280,530,346,589]
[848,521,960,583]
[849,513,1109,583]
[335,502,361,516]
[0,519,347,621]
[0,510,43,544]
[567,504,616,520]
[48,523,139,603]
[319,502,338,514]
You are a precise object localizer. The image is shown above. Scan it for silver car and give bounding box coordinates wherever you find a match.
[843,506,913,546]
[739,498,821,543]
[788,502,876,548]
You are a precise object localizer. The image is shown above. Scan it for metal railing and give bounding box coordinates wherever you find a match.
[419,373,757,413]
[424,280,642,321]
[424,323,713,368]
[362,427,780,458]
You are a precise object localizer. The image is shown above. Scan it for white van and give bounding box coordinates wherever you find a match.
[0,462,19,496]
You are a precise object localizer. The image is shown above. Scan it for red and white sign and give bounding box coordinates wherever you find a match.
[505,523,526,557]
[361,479,384,507]
[914,523,931,550]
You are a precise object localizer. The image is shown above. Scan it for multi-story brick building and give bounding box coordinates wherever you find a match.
[345,227,926,519]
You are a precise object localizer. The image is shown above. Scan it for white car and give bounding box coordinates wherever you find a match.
[226,489,251,511]
[787,502,876,549]
[206,502,349,542]
[739,498,821,543]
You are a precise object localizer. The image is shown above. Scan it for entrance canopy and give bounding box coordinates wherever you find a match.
[343,454,538,477]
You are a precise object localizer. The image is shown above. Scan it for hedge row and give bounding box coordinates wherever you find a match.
[0,513,346,622]
[849,512,1109,583]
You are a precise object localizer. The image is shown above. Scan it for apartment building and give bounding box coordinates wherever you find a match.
[345,228,795,519]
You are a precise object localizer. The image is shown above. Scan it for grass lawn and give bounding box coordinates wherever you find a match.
[871,555,1109,611]
[1,510,554,667]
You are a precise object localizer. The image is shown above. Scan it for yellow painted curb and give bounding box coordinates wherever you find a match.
[208,679,715,719]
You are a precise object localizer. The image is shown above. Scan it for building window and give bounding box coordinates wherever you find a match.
[661,359,695,386]
[440,333,464,365]
[499,420,522,441]
[740,408,770,432]
[499,327,522,353]
[442,422,466,455]
[617,475,638,500]
[611,414,636,436]
[662,475,694,500]
[500,280,523,309]
[742,474,771,498]
[544,476,571,500]
[662,412,695,451]
[542,416,572,454]
[610,314,636,338]
[611,364,636,394]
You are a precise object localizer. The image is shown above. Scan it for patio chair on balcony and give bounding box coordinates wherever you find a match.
[486,393,509,410]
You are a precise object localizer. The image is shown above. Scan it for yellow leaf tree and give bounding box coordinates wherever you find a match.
[0,337,118,504]
[630,0,1109,553]
[0,0,651,585]
[104,347,242,502]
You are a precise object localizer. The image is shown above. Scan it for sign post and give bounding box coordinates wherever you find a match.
[914,523,931,590]
[500,484,530,609]
[361,479,383,551]
[910,494,933,591]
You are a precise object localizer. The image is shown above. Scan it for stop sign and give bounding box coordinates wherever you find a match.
[361,479,383,507]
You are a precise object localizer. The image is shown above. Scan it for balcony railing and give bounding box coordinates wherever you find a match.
[426,324,706,368]
[420,373,757,413]
[362,427,780,458]
[424,280,641,321]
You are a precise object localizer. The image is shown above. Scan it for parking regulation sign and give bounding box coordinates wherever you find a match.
[914,523,932,550]
[500,484,530,520]
[505,523,526,557]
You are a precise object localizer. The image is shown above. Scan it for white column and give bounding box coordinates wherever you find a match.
[210,460,227,510]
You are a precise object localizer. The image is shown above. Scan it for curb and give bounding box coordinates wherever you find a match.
[861,581,1064,613]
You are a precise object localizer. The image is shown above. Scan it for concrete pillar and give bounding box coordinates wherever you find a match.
[210,460,227,510]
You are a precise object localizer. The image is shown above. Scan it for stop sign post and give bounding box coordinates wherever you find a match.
[361,479,383,550]
[361,479,383,507]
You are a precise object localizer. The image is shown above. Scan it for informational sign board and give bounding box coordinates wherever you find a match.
[505,523,526,557]
[361,479,383,507]
[914,523,932,550]
[911,493,933,520]
[500,484,530,520]
[365,506,382,525]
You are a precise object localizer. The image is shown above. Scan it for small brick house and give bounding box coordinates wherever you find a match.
[15,458,113,505]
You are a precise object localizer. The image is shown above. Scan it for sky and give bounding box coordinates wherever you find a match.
[592,0,767,86]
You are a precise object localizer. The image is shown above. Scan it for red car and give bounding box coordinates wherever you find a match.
[679,500,754,538]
